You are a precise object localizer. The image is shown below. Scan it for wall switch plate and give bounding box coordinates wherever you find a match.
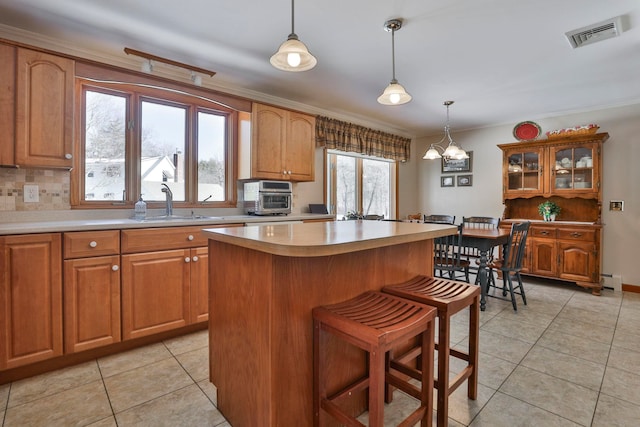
[610,200,624,211]
[24,184,39,203]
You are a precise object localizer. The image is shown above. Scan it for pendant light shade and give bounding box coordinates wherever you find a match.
[270,0,317,72]
[378,19,411,106]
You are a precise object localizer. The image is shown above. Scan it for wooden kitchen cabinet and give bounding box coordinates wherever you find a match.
[63,230,121,353]
[121,249,192,340]
[0,43,15,166]
[499,132,608,294]
[0,234,63,370]
[190,246,209,323]
[15,48,74,168]
[239,103,315,181]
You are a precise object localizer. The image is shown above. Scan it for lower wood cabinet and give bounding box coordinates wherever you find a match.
[64,255,121,353]
[0,233,63,370]
[190,246,209,324]
[121,249,192,340]
[504,222,601,293]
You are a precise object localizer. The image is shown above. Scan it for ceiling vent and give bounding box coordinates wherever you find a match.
[565,15,624,48]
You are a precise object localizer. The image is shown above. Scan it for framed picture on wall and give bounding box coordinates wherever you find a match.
[457,174,473,187]
[441,176,455,187]
[441,151,473,173]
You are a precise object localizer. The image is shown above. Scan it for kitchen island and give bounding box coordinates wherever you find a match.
[203,220,456,427]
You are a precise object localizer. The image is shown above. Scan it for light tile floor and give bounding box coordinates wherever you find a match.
[1,277,640,426]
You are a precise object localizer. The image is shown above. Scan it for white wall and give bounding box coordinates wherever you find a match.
[414,103,640,288]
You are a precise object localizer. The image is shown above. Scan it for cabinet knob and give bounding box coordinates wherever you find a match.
[570,232,582,237]
[65,153,73,160]
[192,256,199,262]
[89,241,98,248]
[187,235,194,241]
[540,231,549,235]
[185,257,191,263]
[112,265,119,271]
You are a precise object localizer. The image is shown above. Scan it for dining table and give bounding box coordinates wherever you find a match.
[461,227,511,311]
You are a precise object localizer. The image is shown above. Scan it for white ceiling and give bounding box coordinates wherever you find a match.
[0,0,639,137]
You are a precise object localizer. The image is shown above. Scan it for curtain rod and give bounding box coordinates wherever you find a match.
[124,47,216,77]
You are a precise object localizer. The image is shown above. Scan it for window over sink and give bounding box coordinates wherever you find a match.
[73,79,236,208]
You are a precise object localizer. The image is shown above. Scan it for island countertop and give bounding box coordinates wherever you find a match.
[202,220,457,257]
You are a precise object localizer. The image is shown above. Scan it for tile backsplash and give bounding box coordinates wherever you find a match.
[0,168,70,211]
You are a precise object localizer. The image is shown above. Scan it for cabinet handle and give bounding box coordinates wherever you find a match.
[112,265,119,271]
[192,256,199,262]
[570,232,582,237]
[65,153,73,160]
[89,241,98,248]
[539,231,549,236]
[187,235,194,241]
[185,257,191,263]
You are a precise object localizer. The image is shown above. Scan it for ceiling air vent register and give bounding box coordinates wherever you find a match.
[565,15,624,48]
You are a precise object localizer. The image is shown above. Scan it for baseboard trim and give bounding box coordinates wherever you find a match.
[622,284,640,293]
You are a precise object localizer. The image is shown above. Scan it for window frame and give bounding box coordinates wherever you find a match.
[71,77,238,209]
[326,149,398,219]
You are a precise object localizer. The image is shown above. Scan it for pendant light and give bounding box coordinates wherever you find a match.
[270,0,317,72]
[377,19,412,106]
[423,101,468,160]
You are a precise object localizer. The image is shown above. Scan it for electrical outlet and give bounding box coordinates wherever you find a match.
[23,184,39,203]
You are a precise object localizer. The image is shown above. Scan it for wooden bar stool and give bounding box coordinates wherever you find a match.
[313,291,437,427]
[382,276,480,427]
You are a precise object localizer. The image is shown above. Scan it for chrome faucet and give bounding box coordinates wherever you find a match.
[161,183,173,216]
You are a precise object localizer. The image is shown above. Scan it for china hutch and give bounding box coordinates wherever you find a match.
[498,132,609,295]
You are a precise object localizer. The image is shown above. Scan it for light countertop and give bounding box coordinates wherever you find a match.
[203,220,457,257]
[0,212,334,235]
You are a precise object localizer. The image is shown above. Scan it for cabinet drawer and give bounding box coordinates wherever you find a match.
[121,226,210,253]
[64,230,120,259]
[557,229,595,242]
[530,227,557,239]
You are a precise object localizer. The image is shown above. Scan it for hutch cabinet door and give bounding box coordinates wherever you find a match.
[503,147,545,196]
[558,242,598,283]
[529,238,557,277]
[549,142,599,195]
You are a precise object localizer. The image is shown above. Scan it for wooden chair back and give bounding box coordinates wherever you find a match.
[424,214,456,224]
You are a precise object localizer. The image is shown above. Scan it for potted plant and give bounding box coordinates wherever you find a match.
[538,200,560,221]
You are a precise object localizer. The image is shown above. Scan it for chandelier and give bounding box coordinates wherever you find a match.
[422,101,468,160]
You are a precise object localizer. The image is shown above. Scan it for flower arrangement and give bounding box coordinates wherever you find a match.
[546,124,599,139]
[538,200,561,221]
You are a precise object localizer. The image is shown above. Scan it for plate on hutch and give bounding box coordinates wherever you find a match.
[513,121,542,141]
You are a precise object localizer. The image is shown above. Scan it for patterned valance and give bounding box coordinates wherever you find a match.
[315,116,411,162]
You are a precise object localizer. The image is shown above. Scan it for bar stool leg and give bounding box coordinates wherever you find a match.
[369,349,385,426]
[468,295,479,400]
[437,312,450,427]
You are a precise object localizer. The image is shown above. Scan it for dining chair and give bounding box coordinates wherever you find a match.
[484,221,530,311]
[364,214,384,220]
[423,214,455,224]
[434,223,470,282]
[460,216,500,273]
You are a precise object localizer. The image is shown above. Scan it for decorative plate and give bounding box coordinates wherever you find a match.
[513,121,542,141]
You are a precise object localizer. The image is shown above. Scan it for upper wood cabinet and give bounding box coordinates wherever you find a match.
[0,43,15,166]
[0,233,63,370]
[15,48,75,168]
[499,133,608,201]
[239,103,315,181]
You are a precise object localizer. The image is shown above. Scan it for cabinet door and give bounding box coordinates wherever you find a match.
[286,112,315,181]
[530,238,557,276]
[0,234,63,369]
[0,43,15,165]
[549,143,598,194]
[190,247,209,323]
[503,147,544,196]
[121,249,191,340]
[558,241,598,283]
[15,48,74,168]
[64,255,121,353]
[252,104,286,179]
